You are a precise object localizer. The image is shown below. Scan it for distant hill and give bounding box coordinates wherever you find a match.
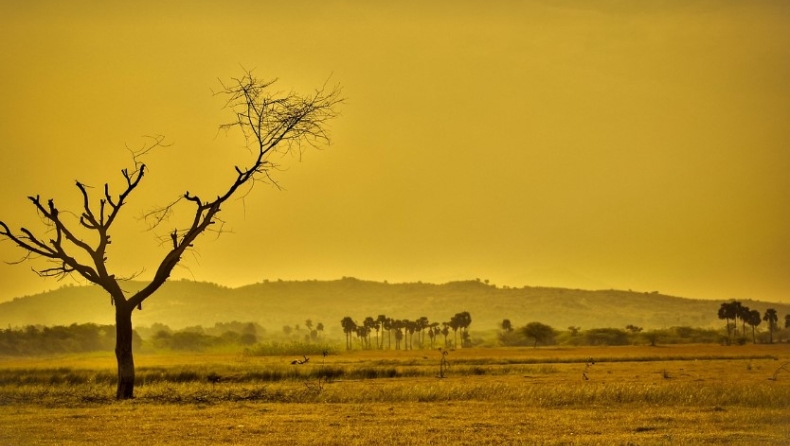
[2,278,788,335]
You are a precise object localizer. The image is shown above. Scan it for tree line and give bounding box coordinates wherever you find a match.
[281,319,326,343]
[339,312,472,350]
[0,323,122,355]
[144,322,260,351]
[717,300,788,344]
[497,318,790,348]
[0,321,265,355]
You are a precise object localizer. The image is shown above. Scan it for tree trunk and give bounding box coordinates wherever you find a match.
[115,304,135,400]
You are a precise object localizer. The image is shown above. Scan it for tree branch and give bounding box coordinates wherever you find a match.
[1,72,341,313]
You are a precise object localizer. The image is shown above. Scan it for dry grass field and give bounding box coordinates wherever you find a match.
[2,344,790,445]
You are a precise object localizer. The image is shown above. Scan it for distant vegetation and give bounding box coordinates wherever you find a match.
[717,299,785,344]
[497,323,727,348]
[0,322,258,356]
[4,308,789,356]
[339,311,472,350]
[0,323,120,355]
[2,281,790,356]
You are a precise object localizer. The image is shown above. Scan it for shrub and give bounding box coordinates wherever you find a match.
[583,328,630,346]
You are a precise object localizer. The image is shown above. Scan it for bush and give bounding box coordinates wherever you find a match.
[0,323,120,355]
[497,330,531,347]
[583,328,630,346]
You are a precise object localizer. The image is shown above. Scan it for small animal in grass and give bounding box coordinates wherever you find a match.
[291,355,310,365]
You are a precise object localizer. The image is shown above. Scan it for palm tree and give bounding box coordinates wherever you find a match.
[729,300,743,336]
[746,310,761,344]
[394,325,403,350]
[383,317,393,349]
[340,317,356,350]
[763,309,778,344]
[456,311,472,347]
[737,304,750,338]
[718,301,737,338]
[429,322,440,349]
[448,316,460,348]
[416,316,429,348]
[355,325,371,349]
[363,316,377,349]
[392,319,405,350]
[441,323,450,348]
[376,315,388,349]
[404,320,416,350]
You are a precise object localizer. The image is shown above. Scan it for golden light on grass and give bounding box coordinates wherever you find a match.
[1,345,789,444]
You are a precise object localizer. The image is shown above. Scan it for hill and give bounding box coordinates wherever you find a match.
[2,278,788,336]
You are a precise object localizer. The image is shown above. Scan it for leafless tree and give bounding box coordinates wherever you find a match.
[0,71,342,399]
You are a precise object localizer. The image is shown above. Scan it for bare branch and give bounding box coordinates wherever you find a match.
[128,72,341,309]
[2,71,341,313]
[0,137,168,300]
[142,196,184,230]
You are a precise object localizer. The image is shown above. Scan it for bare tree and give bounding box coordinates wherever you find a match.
[0,71,342,399]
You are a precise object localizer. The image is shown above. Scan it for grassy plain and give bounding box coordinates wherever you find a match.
[1,344,789,445]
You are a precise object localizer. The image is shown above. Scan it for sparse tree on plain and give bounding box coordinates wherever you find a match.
[522,322,556,348]
[642,330,660,347]
[0,71,342,399]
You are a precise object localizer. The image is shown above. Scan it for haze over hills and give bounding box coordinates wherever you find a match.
[2,278,788,336]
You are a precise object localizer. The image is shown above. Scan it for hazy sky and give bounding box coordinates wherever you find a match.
[1,1,788,304]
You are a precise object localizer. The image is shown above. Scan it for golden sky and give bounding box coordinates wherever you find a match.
[1,0,789,303]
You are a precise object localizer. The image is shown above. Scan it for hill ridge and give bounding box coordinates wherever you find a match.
[2,278,788,334]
